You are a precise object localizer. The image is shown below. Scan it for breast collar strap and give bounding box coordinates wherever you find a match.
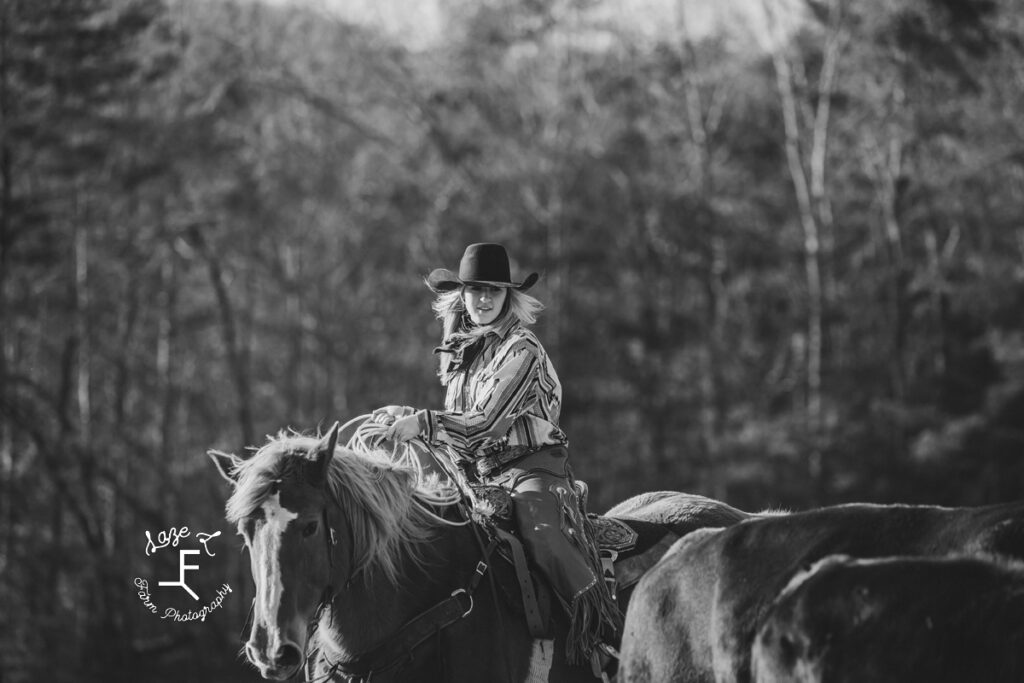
[317,527,500,682]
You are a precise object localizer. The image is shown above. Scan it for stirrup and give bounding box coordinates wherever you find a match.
[599,548,618,602]
[589,642,619,683]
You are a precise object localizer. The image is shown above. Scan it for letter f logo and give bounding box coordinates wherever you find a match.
[159,549,201,600]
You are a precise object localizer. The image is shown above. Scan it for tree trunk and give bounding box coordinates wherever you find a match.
[157,252,181,519]
[765,0,844,496]
[678,2,728,500]
[283,244,303,418]
[0,0,13,581]
[811,3,845,359]
[883,133,908,404]
[191,225,256,450]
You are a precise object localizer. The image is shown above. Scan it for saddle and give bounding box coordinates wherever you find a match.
[469,482,680,638]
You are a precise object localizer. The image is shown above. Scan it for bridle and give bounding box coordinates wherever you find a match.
[237,480,351,682]
[297,503,345,683]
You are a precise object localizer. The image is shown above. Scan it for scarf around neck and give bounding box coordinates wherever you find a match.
[433,313,516,382]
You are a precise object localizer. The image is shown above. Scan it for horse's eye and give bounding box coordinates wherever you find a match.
[302,521,319,538]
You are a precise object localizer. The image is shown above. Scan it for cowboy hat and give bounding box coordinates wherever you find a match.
[427,243,539,292]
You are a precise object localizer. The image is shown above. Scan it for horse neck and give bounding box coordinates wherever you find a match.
[318,510,476,659]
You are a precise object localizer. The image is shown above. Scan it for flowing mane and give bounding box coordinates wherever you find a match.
[225,431,463,585]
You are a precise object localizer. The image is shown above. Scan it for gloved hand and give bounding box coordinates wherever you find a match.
[371,405,414,425]
[385,414,422,444]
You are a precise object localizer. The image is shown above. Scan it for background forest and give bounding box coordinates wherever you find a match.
[2,0,1023,680]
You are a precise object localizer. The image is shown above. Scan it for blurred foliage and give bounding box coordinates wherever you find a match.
[2,0,1024,679]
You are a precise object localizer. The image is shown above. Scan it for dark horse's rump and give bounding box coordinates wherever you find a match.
[606,490,751,530]
[602,492,753,602]
[619,500,1024,683]
[752,554,1024,683]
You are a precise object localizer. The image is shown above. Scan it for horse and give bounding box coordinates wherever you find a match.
[208,423,752,682]
[752,554,1024,683]
[618,500,1024,683]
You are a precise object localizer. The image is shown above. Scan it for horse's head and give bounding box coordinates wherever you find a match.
[210,423,345,681]
[211,422,463,679]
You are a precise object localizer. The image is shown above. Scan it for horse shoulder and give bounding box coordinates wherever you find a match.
[619,527,725,683]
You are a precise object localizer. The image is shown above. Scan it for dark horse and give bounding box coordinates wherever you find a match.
[209,423,751,682]
[752,554,1024,683]
[619,501,1024,683]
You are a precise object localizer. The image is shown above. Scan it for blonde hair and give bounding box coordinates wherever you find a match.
[429,285,544,340]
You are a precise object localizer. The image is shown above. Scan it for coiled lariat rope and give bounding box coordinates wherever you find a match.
[338,414,472,528]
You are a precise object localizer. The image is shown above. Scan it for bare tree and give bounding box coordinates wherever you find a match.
[763,0,846,493]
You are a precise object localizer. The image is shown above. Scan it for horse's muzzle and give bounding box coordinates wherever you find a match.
[246,639,303,680]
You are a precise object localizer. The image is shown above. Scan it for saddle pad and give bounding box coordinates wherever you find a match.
[589,515,639,553]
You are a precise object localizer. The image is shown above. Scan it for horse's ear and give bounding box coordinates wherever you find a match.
[208,450,242,485]
[310,421,340,487]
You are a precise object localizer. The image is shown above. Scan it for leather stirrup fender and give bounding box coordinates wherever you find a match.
[494,527,547,638]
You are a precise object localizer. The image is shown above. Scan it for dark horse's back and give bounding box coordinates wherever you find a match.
[619,498,1024,683]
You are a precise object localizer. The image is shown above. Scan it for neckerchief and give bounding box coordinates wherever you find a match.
[434,313,517,383]
[434,333,487,379]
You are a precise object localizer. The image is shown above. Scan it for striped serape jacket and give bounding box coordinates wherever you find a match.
[416,314,567,459]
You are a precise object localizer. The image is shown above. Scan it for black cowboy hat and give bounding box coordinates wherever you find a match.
[427,243,539,292]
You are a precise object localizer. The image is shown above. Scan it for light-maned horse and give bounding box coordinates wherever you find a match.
[209,424,752,682]
[751,554,1024,683]
[618,500,1024,683]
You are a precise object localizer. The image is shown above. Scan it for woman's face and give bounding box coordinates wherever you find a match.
[463,285,507,326]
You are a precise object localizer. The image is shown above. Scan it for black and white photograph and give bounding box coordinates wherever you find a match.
[3,0,1023,681]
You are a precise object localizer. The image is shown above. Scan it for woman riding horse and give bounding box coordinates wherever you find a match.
[374,242,618,667]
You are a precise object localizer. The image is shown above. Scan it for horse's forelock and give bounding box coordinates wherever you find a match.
[225,434,320,524]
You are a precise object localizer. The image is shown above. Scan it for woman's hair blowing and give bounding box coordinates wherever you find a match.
[430,285,544,340]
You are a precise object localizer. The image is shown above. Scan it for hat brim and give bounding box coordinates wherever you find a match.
[427,269,539,293]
